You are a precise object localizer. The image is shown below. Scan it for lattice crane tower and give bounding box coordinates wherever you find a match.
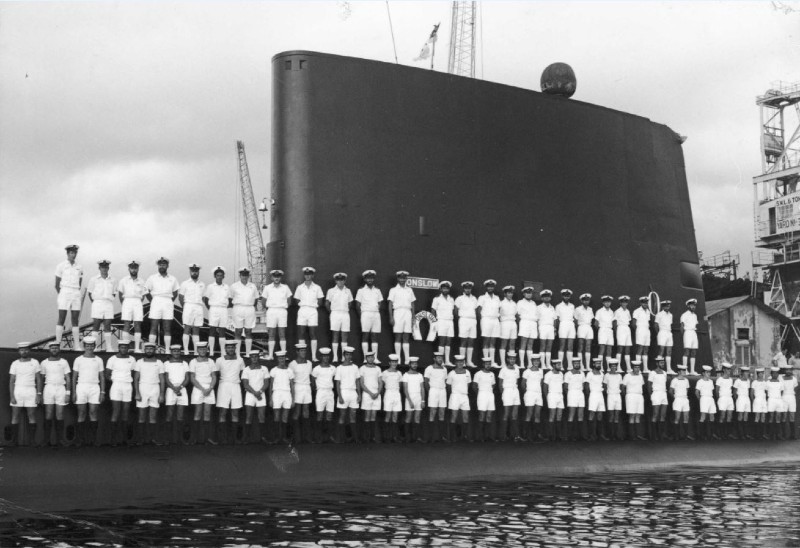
[447,1,477,78]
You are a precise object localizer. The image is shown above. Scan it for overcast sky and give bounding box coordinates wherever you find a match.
[0,1,798,345]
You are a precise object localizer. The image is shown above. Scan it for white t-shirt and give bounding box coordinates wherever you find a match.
[107,355,136,383]
[74,356,104,385]
[696,378,715,398]
[311,365,335,390]
[204,283,231,307]
[649,371,668,393]
[522,369,543,393]
[165,361,190,385]
[262,283,292,308]
[55,260,83,289]
[454,294,478,318]
[498,366,520,390]
[715,376,733,398]
[388,285,416,310]
[670,376,690,398]
[10,359,40,387]
[134,359,164,385]
[326,286,353,312]
[622,373,644,394]
[230,281,259,305]
[355,286,383,312]
[216,357,244,383]
[604,372,622,394]
[145,273,179,299]
[381,370,403,392]
[42,358,71,386]
[424,365,448,390]
[733,378,750,397]
[295,283,324,308]
[289,360,313,386]
[189,358,218,385]
[447,370,472,394]
[473,370,496,392]
[270,367,295,392]
[477,294,501,318]
[359,365,382,392]
[241,366,268,392]
[402,371,424,395]
[334,363,361,390]
[587,372,604,393]
[431,295,455,320]
[543,370,564,392]
[564,370,585,392]
[179,279,206,304]
[751,379,767,399]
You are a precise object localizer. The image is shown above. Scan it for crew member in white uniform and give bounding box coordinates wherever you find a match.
[133,341,164,445]
[670,364,693,440]
[9,342,42,445]
[295,267,324,360]
[455,281,479,368]
[586,358,607,441]
[564,358,586,441]
[241,351,269,442]
[164,345,191,444]
[290,343,314,442]
[543,358,564,440]
[261,269,292,359]
[655,300,675,374]
[382,356,404,441]
[555,289,576,367]
[41,341,71,446]
[447,355,473,441]
[359,350,383,441]
[179,264,206,354]
[648,356,669,439]
[517,287,539,368]
[473,358,497,441]
[522,356,545,440]
[604,358,624,439]
[118,260,147,352]
[766,367,786,439]
[72,336,106,446]
[498,286,518,367]
[388,271,416,364]
[477,280,501,364]
[537,290,557,370]
[614,296,633,372]
[431,281,456,365]
[733,366,752,439]
[751,367,768,439]
[145,257,180,349]
[575,293,594,372]
[203,266,231,356]
[425,351,449,441]
[270,351,295,443]
[55,244,83,349]
[498,352,522,441]
[595,296,615,370]
[632,296,652,372]
[715,362,735,439]
[681,299,700,375]
[230,267,260,356]
[781,366,798,440]
[106,340,136,446]
[189,342,218,444]
[622,360,646,440]
[215,341,245,444]
[402,357,426,442]
[335,346,362,442]
[355,270,383,362]
[326,273,353,363]
[311,348,336,442]
[88,259,116,351]
[695,365,717,440]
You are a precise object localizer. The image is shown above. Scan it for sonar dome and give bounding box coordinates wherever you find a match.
[540,62,577,98]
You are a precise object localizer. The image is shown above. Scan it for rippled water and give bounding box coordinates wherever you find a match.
[2,465,799,547]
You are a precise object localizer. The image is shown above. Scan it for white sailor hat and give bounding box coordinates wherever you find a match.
[17,341,31,348]
[580,293,592,300]
[83,336,97,345]
[302,266,316,274]
[238,267,250,275]
[64,244,80,251]
[639,296,649,303]
[572,357,582,363]
[364,350,375,356]
[128,259,140,267]
[295,342,308,349]
[275,350,287,357]
[721,362,732,368]
[156,256,169,264]
[461,281,474,288]
[433,351,444,356]
[453,354,466,361]
[224,341,238,346]
[196,341,209,348]
[655,355,665,362]
[270,269,284,276]
[740,366,750,371]
[213,265,226,275]
[607,358,619,365]
[522,286,535,293]
[169,344,182,350]
[540,289,553,297]
[362,269,376,277]
[388,353,400,361]
[188,263,201,270]
[551,358,562,366]
[483,279,497,286]
[770,366,781,372]
[561,288,573,296]
[48,341,62,347]
[334,272,348,280]
[702,365,712,371]
[686,298,698,306]
[482,357,492,362]
[601,295,613,301]
[396,270,409,277]
[342,345,355,353]
[592,357,603,362]
[143,341,156,348]
[319,348,331,355]
[531,355,542,361]
[677,364,687,370]
[503,285,515,292]
[631,360,642,367]
[439,280,452,288]
[117,340,131,347]
[507,351,517,357]
[618,295,630,302]
[409,357,419,363]
[249,350,262,356]
[97,259,111,267]
[662,300,672,306]
[755,367,765,372]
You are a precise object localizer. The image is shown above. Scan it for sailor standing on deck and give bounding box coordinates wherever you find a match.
[118,260,147,352]
[733,366,753,440]
[431,281,456,365]
[715,363,735,439]
[189,342,218,444]
[648,356,670,440]
[289,343,314,443]
[622,360,647,440]
[55,244,83,349]
[603,358,623,439]
[564,358,586,441]
[752,367,769,439]
[521,356,545,441]
[575,294,594,373]
[311,348,336,442]
[632,296,652,372]
[388,271,416,365]
[294,267,324,361]
[270,351,294,444]
[670,364,693,440]
[498,286,518,367]
[72,336,106,446]
[614,296,633,372]
[335,346,362,442]
[8,342,42,446]
[586,358,608,441]
[424,351,448,442]
[326,273,353,363]
[695,365,718,440]
[87,260,116,351]
[359,350,382,442]
[473,358,497,442]
[106,340,136,446]
[517,287,539,368]
[41,342,71,446]
[681,299,700,375]
[542,358,564,441]
[555,289,576,367]
[179,264,205,355]
[402,357,426,442]
[537,290,557,370]
[215,341,245,444]
[782,366,798,439]
[145,257,180,350]
[595,296,615,370]
[355,270,383,363]
[241,351,268,443]
[230,268,260,356]
[454,282,479,368]
[133,341,164,445]
[477,280,501,364]
[498,352,522,442]
[766,366,786,439]
[203,267,231,357]
[655,300,675,374]
[382,355,404,442]
[164,345,191,444]
[446,355,473,441]
[261,269,292,360]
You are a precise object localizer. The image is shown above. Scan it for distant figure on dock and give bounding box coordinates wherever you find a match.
[54,244,83,349]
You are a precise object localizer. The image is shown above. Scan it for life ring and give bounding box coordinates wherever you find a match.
[412,311,438,342]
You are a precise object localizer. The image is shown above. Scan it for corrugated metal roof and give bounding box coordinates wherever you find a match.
[704,296,750,318]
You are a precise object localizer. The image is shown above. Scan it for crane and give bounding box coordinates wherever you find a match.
[447,1,477,78]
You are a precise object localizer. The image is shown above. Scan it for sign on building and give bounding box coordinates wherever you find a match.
[406,276,439,290]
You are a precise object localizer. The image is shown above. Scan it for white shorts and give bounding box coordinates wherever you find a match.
[657,330,673,347]
[651,391,668,406]
[736,397,752,413]
[783,396,796,413]
[360,311,381,334]
[539,325,555,341]
[405,393,423,410]
[500,320,518,340]
[616,326,632,347]
[183,303,205,327]
[436,319,454,338]
[361,393,382,411]
[767,398,784,414]
[165,387,189,406]
[315,389,334,413]
[294,384,312,405]
[12,386,37,407]
[635,328,651,347]
[57,288,82,311]
[519,319,538,339]
[109,382,133,403]
[753,397,767,414]
[428,387,447,408]
[136,383,160,408]
[480,318,500,339]
[699,395,717,415]
[191,384,216,405]
[717,395,734,412]
[577,324,594,340]
[297,306,319,327]
[546,393,564,410]
[598,327,614,346]
[458,318,477,339]
[477,391,496,412]
[121,299,144,322]
[91,299,114,320]
[383,390,403,412]
[673,396,690,413]
[448,392,470,411]
[149,296,175,320]
[244,391,267,407]
[43,384,68,406]
[587,392,605,412]
[558,322,576,340]
[338,388,360,409]
[272,390,293,409]
[330,311,350,332]
[208,306,229,328]
[76,384,101,405]
[625,393,644,414]
[233,305,256,330]
[216,381,243,409]
[567,390,585,408]
[683,330,698,350]
[524,391,543,407]
[607,393,622,411]
[266,308,288,329]
[393,308,413,334]
[502,389,521,406]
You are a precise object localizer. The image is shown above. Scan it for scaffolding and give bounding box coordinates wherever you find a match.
[447,1,477,78]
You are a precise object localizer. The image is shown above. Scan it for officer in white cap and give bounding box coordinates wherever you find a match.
[388,270,416,364]
[574,293,594,373]
[555,289,576,368]
[595,295,615,371]
[261,269,292,360]
[517,287,539,368]
[454,281,479,367]
[681,298,700,375]
[88,259,117,351]
[431,281,456,365]
[203,266,231,357]
[655,300,675,374]
[355,270,383,364]
[632,296,652,372]
[498,286,518,367]
[477,279,501,365]
[72,336,106,446]
[326,272,353,363]
[9,342,42,445]
[145,257,180,350]
[118,259,147,352]
[537,290,557,370]
[55,244,84,350]
[295,266,324,361]
[614,296,633,373]
[230,267,260,356]
[179,264,206,355]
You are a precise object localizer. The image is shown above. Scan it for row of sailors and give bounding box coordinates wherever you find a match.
[9,337,797,445]
[55,246,700,374]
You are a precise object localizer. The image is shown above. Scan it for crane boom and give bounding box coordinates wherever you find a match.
[236,141,268,292]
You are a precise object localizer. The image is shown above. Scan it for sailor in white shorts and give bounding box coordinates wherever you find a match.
[295,267,324,360]
[164,345,191,444]
[538,290,557,370]
[543,358,564,440]
[424,351,449,440]
[670,364,693,440]
[473,359,497,441]
[133,341,164,445]
[734,366,752,439]
[261,269,292,359]
[189,342,218,444]
[632,296,652,372]
[586,358,608,441]
[695,365,718,440]
[752,367,769,438]
[382,356,404,441]
[241,351,269,442]
[715,362,735,439]
[335,346,362,441]
[648,356,670,439]
[498,286,518,367]
[766,367,787,439]
[359,350,383,426]
[72,336,106,446]
[203,266,231,357]
[522,356,545,440]
[106,340,136,446]
[614,296,633,372]
[231,267,260,356]
[270,351,295,443]
[355,270,383,362]
[564,358,586,440]
[289,343,314,442]
[326,273,353,363]
[388,271,416,364]
[622,360,646,440]
[595,295,615,370]
[431,281,456,365]
[498,354,522,441]
[681,299,699,375]
[447,356,473,441]
[145,257,180,349]
[118,260,147,352]
[41,341,71,446]
[55,244,83,349]
[179,263,206,354]
[88,259,116,351]
[517,287,540,368]
[402,357,426,442]
[215,341,245,444]
[555,289,576,367]
[477,280,501,365]
[311,348,336,441]
[8,342,41,446]
[781,366,798,422]
[655,300,675,374]
[455,281,479,368]
[575,294,594,372]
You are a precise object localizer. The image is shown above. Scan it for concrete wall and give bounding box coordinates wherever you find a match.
[708,301,782,369]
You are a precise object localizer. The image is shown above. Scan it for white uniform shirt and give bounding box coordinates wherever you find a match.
[355,286,383,312]
[614,308,631,327]
[543,370,564,392]
[522,369,543,393]
[595,307,615,329]
[751,380,767,400]
[262,283,292,308]
[696,378,715,398]
[555,302,575,323]
[295,283,324,308]
[118,276,147,300]
[88,275,116,301]
[326,286,353,312]
[424,366,448,390]
[145,274,179,299]
[359,365,382,393]
[716,376,733,398]
[671,377,690,398]
[216,357,244,383]
[622,373,644,394]
[311,365,335,390]
[334,363,361,390]
[431,295,455,320]
[454,294,478,318]
[477,294,501,318]
[499,299,518,322]
[767,380,784,399]
[783,376,799,397]
[74,356,104,384]
[632,307,650,328]
[655,310,673,332]
[107,355,136,383]
[604,372,622,394]
[447,370,472,395]
[10,359,40,386]
[733,378,751,397]
[189,358,218,385]
[402,371,424,395]
[388,285,416,310]
[289,360,312,386]
[650,371,668,393]
[134,359,164,385]
[517,299,539,321]
[537,304,557,327]
[587,372,604,393]
[498,366,520,390]
[680,311,698,331]
[473,370,496,392]
[42,358,70,385]
[270,367,294,392]
[204,283,231,307]
[381,370,403,392]
[241,366,268,392]
[230,281,259,306]
[564,370,586,392]
[575,305,594,326]
[55,260,83,289]
[165,361,189,386]
[179,279,206,304]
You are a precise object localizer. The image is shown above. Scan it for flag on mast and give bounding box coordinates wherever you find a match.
[413,23,440,61]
